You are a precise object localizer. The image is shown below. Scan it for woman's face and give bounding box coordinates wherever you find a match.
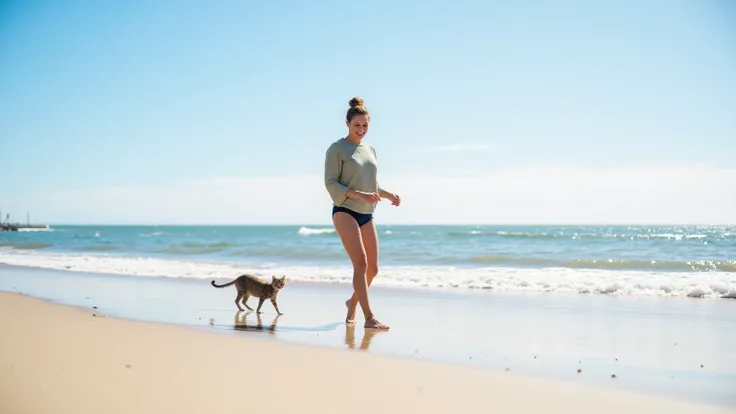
[346,114,369,141]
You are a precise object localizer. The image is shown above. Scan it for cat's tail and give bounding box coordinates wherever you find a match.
[211,279,236,288]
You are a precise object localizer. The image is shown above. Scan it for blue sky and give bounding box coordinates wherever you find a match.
[1,0,734,224]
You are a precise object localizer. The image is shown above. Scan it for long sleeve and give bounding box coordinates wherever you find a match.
[372,146,385,195]
[324,143,350,206]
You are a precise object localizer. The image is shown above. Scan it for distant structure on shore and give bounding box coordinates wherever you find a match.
[0,210,49,232]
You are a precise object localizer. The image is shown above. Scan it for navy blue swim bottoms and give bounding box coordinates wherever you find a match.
[332,206,373,227]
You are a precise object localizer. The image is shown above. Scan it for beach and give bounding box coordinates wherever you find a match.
[1,289,733,414]
[3,0,735,410]
[0,263,735,413]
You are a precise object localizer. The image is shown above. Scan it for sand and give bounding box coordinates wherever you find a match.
[0,292,732,414]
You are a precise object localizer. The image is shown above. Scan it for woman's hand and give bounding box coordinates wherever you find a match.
[352,190,381,204]
[385,192,401,206]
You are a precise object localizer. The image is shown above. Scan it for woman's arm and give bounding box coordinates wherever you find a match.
[373,146,396,203]
[324,144,350,206]
[378,187,401,206]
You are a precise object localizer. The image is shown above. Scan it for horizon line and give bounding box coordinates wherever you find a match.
[32,222,736,227]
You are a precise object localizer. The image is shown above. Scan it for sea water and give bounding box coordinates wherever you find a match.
[1,224,734,298]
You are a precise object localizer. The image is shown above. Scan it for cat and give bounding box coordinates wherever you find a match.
[211,274,286,314]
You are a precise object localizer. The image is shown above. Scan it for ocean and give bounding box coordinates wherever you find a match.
[1,224,734,298]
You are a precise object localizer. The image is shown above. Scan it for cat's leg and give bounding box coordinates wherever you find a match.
[234,292,244,311]
[256,297,266,314]
[270,297,283,315]
[242,294,253,311]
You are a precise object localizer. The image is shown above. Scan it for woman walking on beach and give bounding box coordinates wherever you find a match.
[324,97,400,330]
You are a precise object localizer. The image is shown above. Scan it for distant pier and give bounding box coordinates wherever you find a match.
[1,223,49,232]
[0,211,48,231]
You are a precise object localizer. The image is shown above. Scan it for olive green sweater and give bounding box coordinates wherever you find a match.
[324,137,384,214]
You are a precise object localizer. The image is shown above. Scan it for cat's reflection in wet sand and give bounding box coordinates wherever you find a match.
[345,323,384,350]
[234,310,280,334]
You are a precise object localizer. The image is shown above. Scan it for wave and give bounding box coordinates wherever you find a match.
[180,241,238,248]
[153,241,240,255]
[470,254,554,265]
[298,227,389,236]
[81,245,121,252]
[229,246,345,260]
[17,227,53,232]
[0,242,52,250]
[0,250,734,299]
[1,238,733,272]
[156,246,225,256]
[562,259,736,272]
[468,255,736,272]
[448,231,730,240]
[138,231,164,237]
[448,230,556,238]
[298,227,335,236]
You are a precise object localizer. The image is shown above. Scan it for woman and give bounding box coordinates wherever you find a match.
[324,97,400,330]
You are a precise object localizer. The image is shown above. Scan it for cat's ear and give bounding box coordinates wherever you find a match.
[272,276,277,282]
[281,275,286,281]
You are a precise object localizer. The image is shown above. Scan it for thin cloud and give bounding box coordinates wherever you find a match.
[427,143,491,152]
[7,165,736,225]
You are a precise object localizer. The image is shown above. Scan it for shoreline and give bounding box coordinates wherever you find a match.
[1,262,733,314]
[1,290,733,414]
[1,256,734,300]
[3,261,730,312]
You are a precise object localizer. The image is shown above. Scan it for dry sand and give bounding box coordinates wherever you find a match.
[0,292,732,414]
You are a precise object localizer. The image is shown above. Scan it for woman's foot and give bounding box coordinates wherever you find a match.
[345,299,356,324]
[364,316,389,330]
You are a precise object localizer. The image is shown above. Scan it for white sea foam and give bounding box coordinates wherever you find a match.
[139,231,164,237]
[297,226,335,236]
[1,250,734,299]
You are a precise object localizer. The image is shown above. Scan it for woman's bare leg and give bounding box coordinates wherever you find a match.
[333,213,373,320]
[346,220,379,321]
[333,213,388,330]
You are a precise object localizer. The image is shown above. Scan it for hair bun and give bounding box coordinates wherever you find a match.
[349,97,365,108]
